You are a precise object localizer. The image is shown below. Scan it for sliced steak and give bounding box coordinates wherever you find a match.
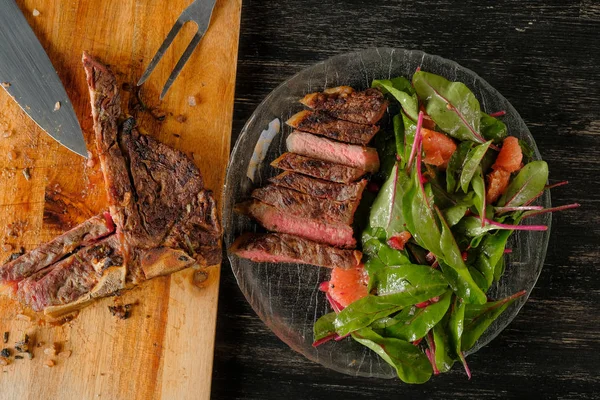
[230,233,362,269]
[300,87,388,125]
[251,185,357,225]
[82,53,134,247]
[0,213,114,294]
[17,235,124,312]
[269,172,366,202]
[83,54,222,285]
[271,153,366,183]
[235,200,356,248]
[286,131,380,172]
[286,110,379,145]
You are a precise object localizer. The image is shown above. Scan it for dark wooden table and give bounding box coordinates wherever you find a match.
[212,1,600,398]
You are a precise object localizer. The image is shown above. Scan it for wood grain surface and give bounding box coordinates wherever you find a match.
[213,0,600,399]
[0,0,241,399]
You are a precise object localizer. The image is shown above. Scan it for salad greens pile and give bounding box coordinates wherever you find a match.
[313,71,578,383]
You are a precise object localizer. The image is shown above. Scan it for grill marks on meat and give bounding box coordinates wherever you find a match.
[230,233,361,270]
[286,131,380,172]
[271,153,366,183]
[300,87,388,125]
[251,185,358,225]
[286,110,379,145]
[269,172,366,202]
[0,213,114,294]
[235,201,356,248]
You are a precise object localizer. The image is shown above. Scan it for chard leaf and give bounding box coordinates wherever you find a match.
[460,141,492,193]
[493,256,506,282]
[313,312,337,342]
[402,170,443,257]
[375,265,448,300]
[474,229,513,287]
[402,111,417,167]
[352,328,432,384]
[443,204,470,227]
[471,166,486,220]
[462,291,526,351]
[369,163,410,238]
[383,290,452,342]
[499,161,548,207]
[431,314,455,373]
[334,295,403,336]
[480,112,507,143]
[455,216,498,237]
[372,77,419,121]
[448,296,466,358]
[412,71,485,143]
[435,208,487,304]
[446,141,473,193]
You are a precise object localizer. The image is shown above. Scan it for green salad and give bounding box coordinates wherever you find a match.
[313,70,578,383]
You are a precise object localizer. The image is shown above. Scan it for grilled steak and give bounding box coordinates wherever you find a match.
[300,87,388,125]
[0,212,114,294]
[230,233,362,269]
[286,110,379,145]
[251,185,357,225]
[271,153,366,183]
[235,200,356,248]
[286,131,380,172]
[0,53,223,316]
[17,235,123,312]
[83,53,222,285]
[269,172,366,202]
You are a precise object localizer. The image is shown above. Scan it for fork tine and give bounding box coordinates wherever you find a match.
[137,19,185,86]
[159,32,203,100]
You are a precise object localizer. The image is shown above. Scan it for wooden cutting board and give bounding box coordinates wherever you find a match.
[0,0,241,399]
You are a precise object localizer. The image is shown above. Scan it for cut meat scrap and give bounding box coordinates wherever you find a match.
[300,87,388,124]
[231,233,361,269]
[235,200,356,248]
[269,172,366,202]
[271,153,366,183]
[286,110,379,145]
[251,185,358,225]
[82,53,133,235]
[17,235,125,312]
[0,212,114,294]
[230,233,362,269]
[286,131,380,172]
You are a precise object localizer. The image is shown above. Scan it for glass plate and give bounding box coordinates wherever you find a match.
[223,48,551,379]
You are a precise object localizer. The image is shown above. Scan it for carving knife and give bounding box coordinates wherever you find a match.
[0,0,87,158]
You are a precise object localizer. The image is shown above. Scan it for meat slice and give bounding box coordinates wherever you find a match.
[251,185,357,225]
[269,172,366,202]
[271,153,366,183]
[0,213,114,295]
[300,87,388,125]
[230,233,362,269]
[83,54,222,285]
[286,110,379,145]
[286,131,380,172]
[17,235,124,312]
[235,200,356,248]
[82,53,134,248]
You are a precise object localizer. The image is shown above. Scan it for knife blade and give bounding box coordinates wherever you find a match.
[0,0,87,158]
